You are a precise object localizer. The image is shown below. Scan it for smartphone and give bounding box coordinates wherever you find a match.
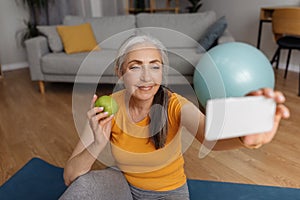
[205,96,276,141]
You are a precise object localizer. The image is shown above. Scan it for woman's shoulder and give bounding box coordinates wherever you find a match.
[168,92,190,106]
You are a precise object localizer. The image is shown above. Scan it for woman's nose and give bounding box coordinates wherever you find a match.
[140,66,152,82]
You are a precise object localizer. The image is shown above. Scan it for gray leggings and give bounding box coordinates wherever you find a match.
[59,168,190,200]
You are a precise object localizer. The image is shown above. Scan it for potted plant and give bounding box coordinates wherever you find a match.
[186,0,203,13]
[15,0,54,47]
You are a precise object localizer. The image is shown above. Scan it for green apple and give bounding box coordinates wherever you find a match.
[94,95,119,116]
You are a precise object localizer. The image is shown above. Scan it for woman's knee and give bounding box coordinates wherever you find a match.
[91,168,130,190]
[59,172,98,200]
[60,169,133,200]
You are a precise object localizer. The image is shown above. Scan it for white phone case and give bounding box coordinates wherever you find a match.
[205,96,276,141]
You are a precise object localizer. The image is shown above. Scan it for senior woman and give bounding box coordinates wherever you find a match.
[60,35,289,200]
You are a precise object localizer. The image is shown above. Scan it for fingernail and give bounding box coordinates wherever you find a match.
[278,95,285,102]
[104,112,108,115]
[284,111,290,117]
[99,107,104,110]
[268,90,274,97]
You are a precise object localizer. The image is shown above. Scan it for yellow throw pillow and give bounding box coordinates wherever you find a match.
[56,23,100,54]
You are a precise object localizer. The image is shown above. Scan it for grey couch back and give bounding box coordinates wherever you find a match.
[63,11,217,50]
[136,12,216,48]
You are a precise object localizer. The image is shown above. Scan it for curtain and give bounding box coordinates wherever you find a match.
[38,0,81,25]
[39,0,125,25]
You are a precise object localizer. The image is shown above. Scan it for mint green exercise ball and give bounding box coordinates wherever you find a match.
[193,42,275,107]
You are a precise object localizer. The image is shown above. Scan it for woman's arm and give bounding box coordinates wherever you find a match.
[181,88,290,151]
[63,95,114,186]
[63,125,106,186]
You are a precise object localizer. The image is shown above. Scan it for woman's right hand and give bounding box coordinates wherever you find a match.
[87,94,114,146]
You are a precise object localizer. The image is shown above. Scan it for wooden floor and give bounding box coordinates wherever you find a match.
[1,68,300,189]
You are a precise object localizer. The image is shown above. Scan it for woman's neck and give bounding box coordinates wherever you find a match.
[126,95,153,123]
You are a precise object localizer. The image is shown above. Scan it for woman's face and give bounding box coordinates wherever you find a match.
[120,44,163,102]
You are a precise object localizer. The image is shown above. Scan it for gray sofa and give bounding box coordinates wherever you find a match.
[25,11,234,93]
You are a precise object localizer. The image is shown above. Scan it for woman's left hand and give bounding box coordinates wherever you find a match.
[240,88,290,149]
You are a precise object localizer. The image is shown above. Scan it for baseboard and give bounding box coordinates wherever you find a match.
[267,49,300,72]
[276,63,299,73]
[1,62,28,72]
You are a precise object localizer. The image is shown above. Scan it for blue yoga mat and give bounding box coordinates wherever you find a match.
[0,158,67,200]
[1,157,300,200]
[187,179,300,200]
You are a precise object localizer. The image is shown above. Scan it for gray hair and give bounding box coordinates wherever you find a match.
[115,34,169,85]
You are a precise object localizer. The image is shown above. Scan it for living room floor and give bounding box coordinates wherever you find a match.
[1,68,300,188]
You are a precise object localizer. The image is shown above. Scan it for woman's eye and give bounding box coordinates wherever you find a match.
[151,65,161,70]
[129,65,141,70]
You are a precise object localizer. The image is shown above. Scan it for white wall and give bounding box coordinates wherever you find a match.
[0,0,29,70]
[201,0,300,72]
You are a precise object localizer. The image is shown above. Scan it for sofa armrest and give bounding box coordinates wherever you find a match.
[25,36,49,81]
[217,29,235,44]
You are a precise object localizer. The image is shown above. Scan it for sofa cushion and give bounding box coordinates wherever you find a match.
[63,15,136,49]
[41,50,117,76]
[63,15,85,25]
[197,16,228,53]
[37,25,63,53]
[136,11,217,48]
[57,23,100,54]
[41,48,199,79]
[86,15,136,48]
[135,27,200,50]
[167,48,201,76]
[99,29,136,50]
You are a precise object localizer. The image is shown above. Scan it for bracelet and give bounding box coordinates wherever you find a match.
[238,137,263,149]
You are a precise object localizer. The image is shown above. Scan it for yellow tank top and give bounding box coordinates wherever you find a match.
[110,89,189,191]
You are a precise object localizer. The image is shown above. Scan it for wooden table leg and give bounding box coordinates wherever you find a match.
[257,20,264,49]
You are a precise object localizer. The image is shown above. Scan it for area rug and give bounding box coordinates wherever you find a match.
[1,157,300,200]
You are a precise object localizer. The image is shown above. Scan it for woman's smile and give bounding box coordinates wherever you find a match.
[137,85,154,91]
